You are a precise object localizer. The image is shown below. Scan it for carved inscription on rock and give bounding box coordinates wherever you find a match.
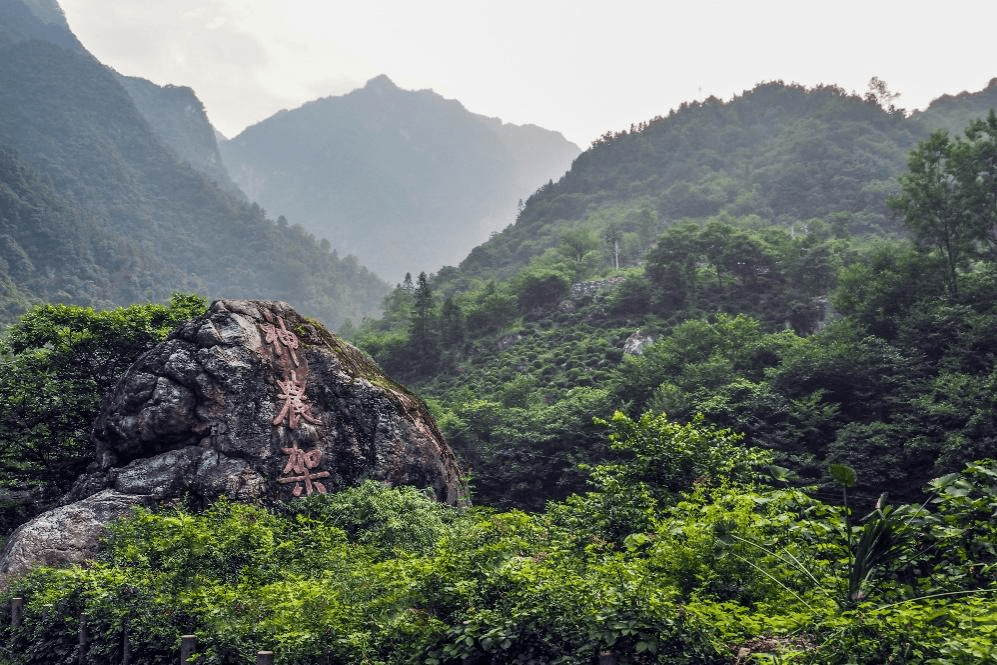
[273,370,321,429]
[260,316,328,497]
[260,315,300,366]
[278,443,330,496]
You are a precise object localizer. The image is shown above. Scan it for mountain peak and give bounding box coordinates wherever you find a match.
[0,0,81,50]
[364,74,399,91]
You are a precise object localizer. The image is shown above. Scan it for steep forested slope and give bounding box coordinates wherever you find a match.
[0,0,389,328]
[456,82,929,283]
[220,75,580,281]
[911,76,997,136]
[116,74,238,193]
[0,143,134,314]
[354,81,997,511]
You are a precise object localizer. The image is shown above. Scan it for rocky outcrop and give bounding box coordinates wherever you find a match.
[0,299,465,586]
[0,490,154,583]
[623,330,656,356]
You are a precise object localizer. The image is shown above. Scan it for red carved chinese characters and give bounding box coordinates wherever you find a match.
[260,316,300,366]
[273,370,321,429]
[278,443,330,496]
[260,314,330,498]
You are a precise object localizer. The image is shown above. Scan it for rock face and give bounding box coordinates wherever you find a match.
[0,299,465,586]
[623,330,656,356]
[0,490,155,583]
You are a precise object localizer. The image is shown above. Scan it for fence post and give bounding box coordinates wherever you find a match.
[10,598,24,628]
[11,597,22,627]
[122,614,131,665]
[78,613,89,665]
[180,634,197,664]
[256,652,274,665]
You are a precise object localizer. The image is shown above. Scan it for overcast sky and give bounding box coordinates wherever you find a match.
[58,0,997,147]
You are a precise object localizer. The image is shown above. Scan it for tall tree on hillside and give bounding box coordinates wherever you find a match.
[409,272,439,375]
[956,112,997,255]
[890,132,974,295]
[891,112,997,295]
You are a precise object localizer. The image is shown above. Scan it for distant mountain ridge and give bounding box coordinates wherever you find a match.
[451,79,997,284]
[0,0,389,327]
[219,75,580,281]
[116,75,240,193]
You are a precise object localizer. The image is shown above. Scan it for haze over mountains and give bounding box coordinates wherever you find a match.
[0,0,580,327]
[3,0,997,333]
[219,75,580,281]
[0,0,399,328]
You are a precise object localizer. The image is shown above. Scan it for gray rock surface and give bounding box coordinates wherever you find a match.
[0,490,153,582]
[623,330,656,356]
[0,299,465,587]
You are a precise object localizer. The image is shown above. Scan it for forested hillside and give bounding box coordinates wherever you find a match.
[0,144,133,313]
[353,83,997,514]
[116,74,239,193]
[451,82,917,284]
[2,63,997,663]
[0,0,389,328]
[219,75,580,281]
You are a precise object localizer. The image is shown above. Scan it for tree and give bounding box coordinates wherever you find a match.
[865,76,904,115]
[644,222,704,312]
[891,114,997,295]
[955,111,997,256]
[514,267,570,312]
[439,296,465,348]
[603,223,622,270]
[890,131,974,295]
[558,227,601,277]
[407,272,440,375]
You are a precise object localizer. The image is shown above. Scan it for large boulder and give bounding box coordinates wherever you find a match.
[0,299,465,586]
[0,490,155,583]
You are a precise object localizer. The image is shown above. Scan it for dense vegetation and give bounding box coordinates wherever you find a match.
[3,49,997,661]
[350,107,997,517]
[2,427,995,663]
[0,294,209,531]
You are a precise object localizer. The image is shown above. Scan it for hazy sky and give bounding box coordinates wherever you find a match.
[58,0,997,147]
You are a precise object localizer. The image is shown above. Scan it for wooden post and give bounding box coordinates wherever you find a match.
[256,652,275,665]
[180,634,197,664]
[122,614,131,665]
[10,597,22,627]
[78,613,89,665]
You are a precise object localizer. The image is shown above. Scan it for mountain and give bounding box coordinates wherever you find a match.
[452,82,925,283]
[219,75,580,281]
[0,0,389,328]
[451,80,997,285]
[0,0,80,51]
[116,75,239,193]
[351,78,997,508]
[910,76,997,136]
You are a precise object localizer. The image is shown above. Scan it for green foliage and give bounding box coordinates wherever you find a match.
[589,411,770,508]
[644,220,842,330]
[890,111,997,295]
[287,481,456,559]
[513,268,570,312]
[457,81,917,285]
[5,458,997,663]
